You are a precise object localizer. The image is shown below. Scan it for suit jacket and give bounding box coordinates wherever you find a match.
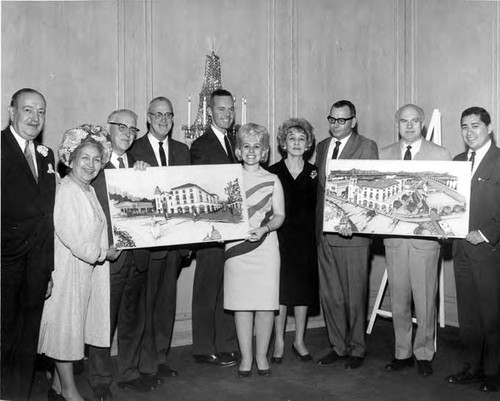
[190,127,236,165]
[454,145,500,257]
[380,138,451,249]
[1,127,56,263]
[129,134,191,259]
[130,134,191,168]
[315,133,379,246]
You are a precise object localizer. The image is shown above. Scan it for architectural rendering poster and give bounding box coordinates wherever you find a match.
[323,159,471,238]
[105,164,249,249]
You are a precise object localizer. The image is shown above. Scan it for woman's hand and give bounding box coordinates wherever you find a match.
[247,226,268,242]
[106,245,122,261]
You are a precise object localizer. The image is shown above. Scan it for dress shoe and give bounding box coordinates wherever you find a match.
[237,369,252,378]
[345,356,364,370]
[446,366,486,384]
[257,368,271,376]
[194,353,238,367]
[417,360,433,376]
[117,377,156,392]
[141,373,164,387]
[292,345,312,362]
[385,357,414,371]
[316,351,344,366]
[479,380,498,392]
[157,363,179,377]
[48,388,66,401]
[92,385,114,401]
[271,355,283,364]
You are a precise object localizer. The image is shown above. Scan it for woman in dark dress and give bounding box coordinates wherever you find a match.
[268,118,319,363]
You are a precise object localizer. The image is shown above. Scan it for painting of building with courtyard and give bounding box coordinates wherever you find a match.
[105,164,248,249]
[323,159,471,238]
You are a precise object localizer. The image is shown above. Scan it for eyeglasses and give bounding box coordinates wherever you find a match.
[327,116,355,125]
[148,112,174,120]
[108,122,140,135]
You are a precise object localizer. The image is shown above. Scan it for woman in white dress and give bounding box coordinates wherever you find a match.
[38,125,121,401]
[224,123,285,377]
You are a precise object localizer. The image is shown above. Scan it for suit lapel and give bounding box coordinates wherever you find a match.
[340,134,359,159]
[472,146,497,189]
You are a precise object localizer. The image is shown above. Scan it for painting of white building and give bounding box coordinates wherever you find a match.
[323,159,471,238]
[105,164,248,249]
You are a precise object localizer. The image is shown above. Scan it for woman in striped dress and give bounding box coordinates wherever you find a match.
[224,123,285,377]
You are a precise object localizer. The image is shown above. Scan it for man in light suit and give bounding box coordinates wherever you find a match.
[316,99,378,370]
[189,89,239,367]
[88,109,155,400]
[446,107,500,393]
[1,88,56,400]
[381,104,451,376]
[129,96,191,381]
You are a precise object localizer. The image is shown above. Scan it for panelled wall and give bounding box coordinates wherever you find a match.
[2,0,499,343]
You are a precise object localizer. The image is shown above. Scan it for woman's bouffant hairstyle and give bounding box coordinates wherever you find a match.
[235,123,270,163]
[277,118,315,159]
[58,124,112,167]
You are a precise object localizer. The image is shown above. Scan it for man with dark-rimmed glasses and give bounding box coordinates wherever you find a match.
[315,99,378,370]
[89,108,157,400]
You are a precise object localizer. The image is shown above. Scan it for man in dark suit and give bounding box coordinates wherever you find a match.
[446,107,500,393]
[88,109,156,400]
[129,96,191,381]
[189,89,239,366]
[315,99,378,370]
[380,104,451,376]
[1,88,56,400]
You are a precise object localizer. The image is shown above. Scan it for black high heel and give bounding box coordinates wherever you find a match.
[292,344,312,362]
[237,369,252,378]
[47,388,66,401]
[271,355,283,364]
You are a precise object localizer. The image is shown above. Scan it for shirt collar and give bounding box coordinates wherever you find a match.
[110,152,127,168]
[10,125,31,151]
[402,137,423,154]
[469,139,491,159]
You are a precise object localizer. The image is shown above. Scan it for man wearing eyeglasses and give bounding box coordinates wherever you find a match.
[129,97,190,386]
[89,109,157,400]
[315,99,378,370]
[380,104,450,377]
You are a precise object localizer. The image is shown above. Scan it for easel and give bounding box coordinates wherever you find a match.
[366,109,446,343]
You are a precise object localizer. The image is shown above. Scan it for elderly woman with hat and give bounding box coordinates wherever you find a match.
[38,125,121,401]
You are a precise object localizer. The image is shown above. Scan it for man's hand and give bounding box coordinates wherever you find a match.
[338,226,353,237]
[465,230,486,245]
[133,161,150,171]
[106,245,123,261]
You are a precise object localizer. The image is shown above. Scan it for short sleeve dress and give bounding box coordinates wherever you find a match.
[38,175,110,361]
[268,160,319,309]
[224,168,281,311]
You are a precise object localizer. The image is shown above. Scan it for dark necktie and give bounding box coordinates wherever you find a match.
[404,145,412,160]
[469,150,476,171]
[224,134,235,163]
[331,141,341,159]
[159,141,167,166]
[117,156,125,169]
[24,141,38,182]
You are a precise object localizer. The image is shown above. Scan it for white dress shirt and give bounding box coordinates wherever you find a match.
[147,133,169,166]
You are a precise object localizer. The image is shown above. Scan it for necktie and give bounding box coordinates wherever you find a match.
[331,141,341,159]
[24,141,38,182]
[117,156,125,169]
[469,150,476,172]
[159,142,167,166]
[224,134,235,163]
[404,145,412,160]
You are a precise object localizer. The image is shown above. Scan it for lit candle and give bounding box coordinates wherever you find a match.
[243,97,247,125]
[188,96,191,127]
[202,97,207,126]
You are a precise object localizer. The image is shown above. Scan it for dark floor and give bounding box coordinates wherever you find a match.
[31,319,498,401]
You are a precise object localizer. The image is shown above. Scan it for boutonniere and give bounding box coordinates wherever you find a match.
[37,145,49,157]
[47,163,55,174]
[310,170,318,179]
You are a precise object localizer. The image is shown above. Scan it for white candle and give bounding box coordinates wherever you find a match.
[241,97,245,125]
[202,97,207,126]
[243,97,247,125]
[188,96,191,127]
